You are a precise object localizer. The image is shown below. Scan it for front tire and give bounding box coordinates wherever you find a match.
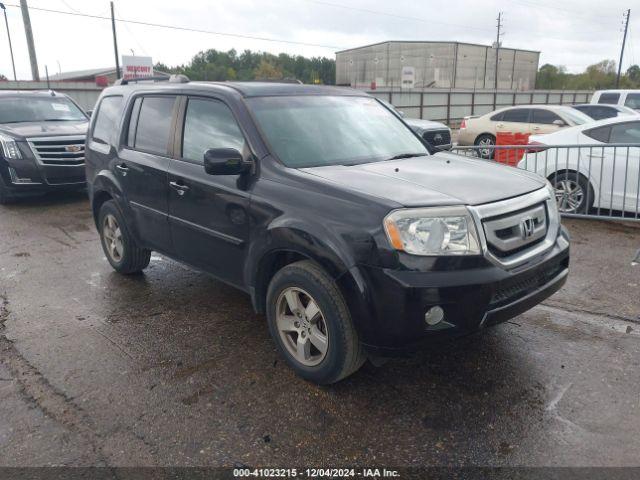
[98,200,151,274]
[266,260,366,384]
[549,171,594,213]
[475,134,496,159]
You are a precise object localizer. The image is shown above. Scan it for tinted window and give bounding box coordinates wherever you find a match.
[584,126,611,143]
[92,96,123,145]
[134,96,176,155]
[610,122,640,143]
[624,93,640,110]
[598,93,620,105]
[531,109,562,124]
[587,106,617,120]
[127,97,142,148]
[502,109,530,123]
[490,111,504,121]
[182,98,245,163]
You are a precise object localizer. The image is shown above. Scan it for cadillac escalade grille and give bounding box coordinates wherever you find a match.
[482,203,548,258]
[422,129,451,147]
[28,136,86,166]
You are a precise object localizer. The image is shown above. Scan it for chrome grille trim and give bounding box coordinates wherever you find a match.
[468,187,559,269]
[484,204,547,253]
[27,135,86,167]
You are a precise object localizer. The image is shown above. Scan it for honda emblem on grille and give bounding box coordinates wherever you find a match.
[65,145,81,153]
[520,216,535,239]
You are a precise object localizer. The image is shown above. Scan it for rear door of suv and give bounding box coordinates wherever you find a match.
[117,94,178,253]
[166,95,251,287]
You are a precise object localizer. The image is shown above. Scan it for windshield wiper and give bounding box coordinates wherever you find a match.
[386,152,426,161]
[43,119,77,122]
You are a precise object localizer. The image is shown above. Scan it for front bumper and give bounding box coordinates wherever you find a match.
[352,227,570,356]
[1,152,85,198]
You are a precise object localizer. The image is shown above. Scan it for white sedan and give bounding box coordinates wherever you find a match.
[518,116,640,215]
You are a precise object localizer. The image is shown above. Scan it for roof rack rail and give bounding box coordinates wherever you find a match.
[115,74,190,86]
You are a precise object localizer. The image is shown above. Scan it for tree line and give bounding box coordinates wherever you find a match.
[155,48,335,85]
[536,60,640,90]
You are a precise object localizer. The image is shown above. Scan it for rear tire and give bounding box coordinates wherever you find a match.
[98,200,151,274]
[549,171,594,213]
[475,134,496,160]
[266,260,366,384]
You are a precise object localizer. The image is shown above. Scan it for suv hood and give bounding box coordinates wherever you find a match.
[404,118,449,131]
[0,121,88,140]
[301,152,545,207]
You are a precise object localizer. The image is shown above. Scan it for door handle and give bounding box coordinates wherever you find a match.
[169,181,190,196]
[115,163,129,176]
[532,126,541,130]
[496,123,504,128]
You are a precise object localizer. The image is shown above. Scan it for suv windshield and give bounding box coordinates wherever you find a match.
[0,96,87,124]
[249,95,428,168]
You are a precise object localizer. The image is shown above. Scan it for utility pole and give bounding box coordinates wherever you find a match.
[0,3,16,80]
[616,9,631,88]
[110,1,120,78]
[494,12,503,91]
[19,0,39,81]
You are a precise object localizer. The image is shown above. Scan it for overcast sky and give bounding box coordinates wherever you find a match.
[0,0,637,80]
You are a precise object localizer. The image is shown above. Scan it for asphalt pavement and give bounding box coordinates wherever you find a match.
[1,192,639,467]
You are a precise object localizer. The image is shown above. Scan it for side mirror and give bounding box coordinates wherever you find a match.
[203,148,250,175]
[86,110,93,118]
[398,110,406,118]
[552,119,566,127]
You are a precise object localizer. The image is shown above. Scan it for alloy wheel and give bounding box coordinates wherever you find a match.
[102,214,124,262]
[554,179,584,213]
[276,287,329,367]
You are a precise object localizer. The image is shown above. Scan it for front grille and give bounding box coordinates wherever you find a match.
[422,129,451,147]
[490,258,566,307]
[483,203,548,258]
[28,136,85,166]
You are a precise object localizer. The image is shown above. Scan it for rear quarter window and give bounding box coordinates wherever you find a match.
[92,96,123,145]
[584,126,611,143]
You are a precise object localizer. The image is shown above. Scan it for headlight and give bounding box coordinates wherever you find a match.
[384,206,481,256]
[0,133,22,160]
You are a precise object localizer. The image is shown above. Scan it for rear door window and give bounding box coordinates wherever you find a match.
[531,109,562,124]
[490,111,504,121]
[92,96,123,145]
[502,109,530,123]
[133,96,177,156]
[598,93,620,105]
[624,93,640,110]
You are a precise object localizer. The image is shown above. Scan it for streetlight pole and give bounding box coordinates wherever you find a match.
[0,3,17,81]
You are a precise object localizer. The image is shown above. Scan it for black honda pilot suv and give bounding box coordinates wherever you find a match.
[0,90,89,204]
[86,77,570,384]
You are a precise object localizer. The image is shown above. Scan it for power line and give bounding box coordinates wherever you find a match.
[300,0,495,32]
[509,0,620,21]
[4,3,345,50]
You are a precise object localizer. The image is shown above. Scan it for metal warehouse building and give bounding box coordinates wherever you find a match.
[336,41,540,90]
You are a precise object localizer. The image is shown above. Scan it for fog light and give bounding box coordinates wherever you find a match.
[424,306,444,326]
